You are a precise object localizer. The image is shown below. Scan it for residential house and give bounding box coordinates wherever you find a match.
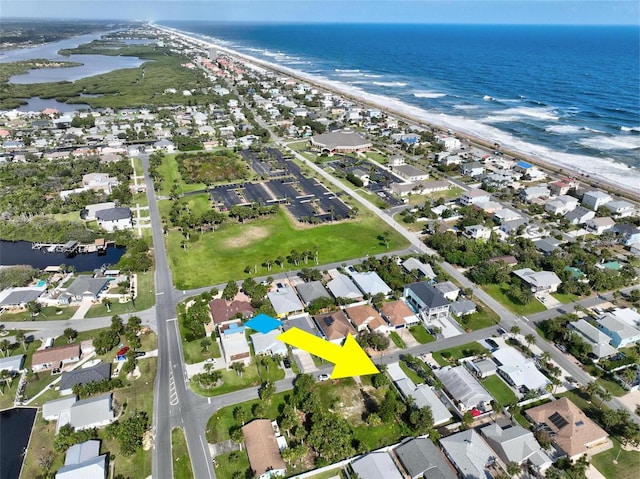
[344,304,387,333]
[459,189,491,206]
[582,190,612,210]
[313,310,356,344]
[480,423,552,473]
[95,207,133,232]
[438,136,461,151]
[393,164,430,182]
[545,195,579,215]
[55,440,107,479]
[81,202,116,221]
[549,178,579,196]
[604,200,635,218]
[492,346,550,392]
[439,430,496,479]
[533,237,563,256]
[461,162,485,177]
[435,366,493,413]
[242,419,287,479]
[394,437,457,479]
[281,314,322,341]
[351,452,404,479]
[267,286,304,318]
[81,173,119,194]
[380,300,420,329]
[569,319,617,359]
[403,282,450,322]
[468,359,497,378]
[0,354,25,372]
[349,271,392,297]
[585,217,615,235]
[564,206,596,225]
[219,322,251,366]
[513,268,562,293]
[351,168,370,186]
[387,362,453,426]
[614,224,640,246]
[525,398,611,460]
[0,286,45,308]
[439,153,463,167]
[250,330,287,356]
[433,281,460,301]
[463,225,492,241]
[602,308,640,328]
[43,396,78,422]
[519,186,550,202]
[32,344,81,372]
[64,276,110,302]
[402,257,436,280]
[493,208,523,225]
[209,298,255,325]
[295,281,331,306]
[59,363,111,395]
[68,393,115,431]
[450,299,477,317]
[597,314,640,349]
[326,272,362,300]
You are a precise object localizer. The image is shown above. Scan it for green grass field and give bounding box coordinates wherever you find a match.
[389,331,406,348]
[165,208,409,288]
[482,283,546,316]
[409,324,435,344]
[0,305,79,322]
[84,270,155,318]
[456,307,500,331]
[172,428,195,479]
[432,342,488,367]
[183,337,221,364]
[592,437,640,479]
[481,375,517,406]
[190,357,284,397]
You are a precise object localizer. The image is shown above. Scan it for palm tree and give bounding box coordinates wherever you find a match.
[102,298,112,312]
[524,333,536,349]
[15,331,27,352]
[510,325,521,338]
[0,339,10,357]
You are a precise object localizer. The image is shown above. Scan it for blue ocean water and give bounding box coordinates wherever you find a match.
[164,23,640,187]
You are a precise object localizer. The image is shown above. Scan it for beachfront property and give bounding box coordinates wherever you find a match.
[62,275,110,303]
[309,129,372,155]
[581,190,612,210]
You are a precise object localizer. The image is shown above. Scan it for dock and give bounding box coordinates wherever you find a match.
[31,239,115,254]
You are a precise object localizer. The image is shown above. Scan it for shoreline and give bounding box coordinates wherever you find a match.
[157,24,639,201]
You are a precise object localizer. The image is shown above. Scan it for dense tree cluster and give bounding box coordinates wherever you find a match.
[105,410,150,456]
[0,265,38,290]
[116,237,152,272]
[357,331,390,351]
[72,378,125,398]
[54,424,98,452]
[179,297,211,342]
[176,150,247,183]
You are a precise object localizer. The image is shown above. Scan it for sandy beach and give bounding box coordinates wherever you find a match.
[156,25,640,201]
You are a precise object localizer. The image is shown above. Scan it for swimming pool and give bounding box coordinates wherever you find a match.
[36,280,46,287]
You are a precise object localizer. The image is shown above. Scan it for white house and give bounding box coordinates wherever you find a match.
[513,268,562,293]
[459,188,491,206]
[438,136,461,151]
[585,217,616,235]
[582,190,612,210]
[95,207,132,232]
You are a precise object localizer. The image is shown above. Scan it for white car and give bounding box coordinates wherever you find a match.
[317,374,330,382]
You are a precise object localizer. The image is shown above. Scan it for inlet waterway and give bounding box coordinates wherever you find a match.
[0,407,37,479]
[0,240,125,272]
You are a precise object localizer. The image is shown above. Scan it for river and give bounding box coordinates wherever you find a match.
[0,31,147,84]
[0,240,125,272]
[0,407,37,479]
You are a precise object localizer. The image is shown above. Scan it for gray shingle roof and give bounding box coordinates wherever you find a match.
[395,437,457,479]
[0,288,44,306]
[69,393,113,430]
[95,207,131,221]
[405,282,449,309]
[295,281,330,305]
[66,276,110,298]
[59,363,111,391]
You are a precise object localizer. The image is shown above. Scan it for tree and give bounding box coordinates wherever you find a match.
[510,325,521,338]
[507,461,521,476]
[230,426,244,444]
[231,362,245,377]
[222,280,239,301]
[371,292,386,309]
[200,337,211,353]
[280,404,299,438]
[15,331,27,352]
[233,406,248,426]
[258,380,275,403]
[0,339,11,357]
[524,333,536,349]
[102,297,112,312]
[462,411,474,429]
[408,406,434,435]
[110,315,124,335]
[382,230,392,249]
[63,328,78,343]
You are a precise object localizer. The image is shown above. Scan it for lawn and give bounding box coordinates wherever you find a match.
[389,331,406,349]
[133,157,144,177]
[432,342,488,367]
[400,360,424,385]
[0,305,79,322]
[364,151,388,164]
[481,375,517,406]
[456,306,500,331]
[551,292,580,304]
[409,324,435,344]
[482,283,546,316]
[214,449,251,479]
[183,337,221,364]
[190,357,284,397]
[596,375,628,397]
[84,270,155,318]
[164,208,409,288]
[156,153,206,197]
[172,428,195,479]
[592,437,640,479]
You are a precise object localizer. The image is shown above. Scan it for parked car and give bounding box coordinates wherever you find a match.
[485,338,499,349]
[283,358,291,368]
[555,343,567,353]
[317,374,330,382]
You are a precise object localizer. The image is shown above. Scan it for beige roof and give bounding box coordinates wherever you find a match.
[32,344,81,367]
[525,398,608,458]
[344,304,383,329]
[381,301,411,326]
[242,419,286,477]
[314,310,356,340]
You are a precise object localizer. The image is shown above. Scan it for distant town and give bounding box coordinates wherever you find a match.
[0,21,638,479]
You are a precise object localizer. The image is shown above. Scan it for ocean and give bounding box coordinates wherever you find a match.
[160,22,640,190]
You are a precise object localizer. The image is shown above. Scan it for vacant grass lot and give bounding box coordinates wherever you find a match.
[183,337,221,364]
[432,342,488,367]
[482,283,546,316]
[409,324,435,344]
[190,357,284,397]
[0,305,79,322]
[172,428,195,479]
[165,208,409,288]
[481,375,517,406]
[456,306,500,331]
[592,437,640,479]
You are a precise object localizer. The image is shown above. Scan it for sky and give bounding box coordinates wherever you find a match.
[1,0,639,25]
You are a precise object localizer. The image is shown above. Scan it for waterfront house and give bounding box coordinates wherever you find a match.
[64,276,110,302]
[43,396,78,421]
[582,190,612,210]
[68,393,115,431]
[95,207,133,232]
[604,200,635,218]
[438,136,461,151]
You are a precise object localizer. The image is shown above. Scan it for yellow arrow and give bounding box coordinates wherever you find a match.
[277,328,379,379]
